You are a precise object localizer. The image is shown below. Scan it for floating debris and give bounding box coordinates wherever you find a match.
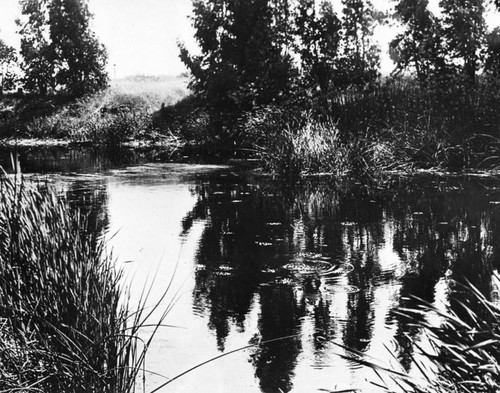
[256,241,273,246]
[282,261,333,275]
[294,252,331,262]
[261,268,278,274]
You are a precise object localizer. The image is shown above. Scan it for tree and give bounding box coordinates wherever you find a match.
[17,0,54,95]
[179,0,296,113]
[17,0,108,96]
[484,27,500,76]
[0,39,17,93]
[295,0,342,94]
[336,0,380,88]
[439,0,486,84]
[390,0,448,83]
[48,0,108,96]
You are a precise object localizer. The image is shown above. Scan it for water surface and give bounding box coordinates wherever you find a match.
[3,147,500,393]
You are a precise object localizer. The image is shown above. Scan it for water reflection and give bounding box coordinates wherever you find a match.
[0,145,195,174]
[64,178,109,239]
[181,173,500,392]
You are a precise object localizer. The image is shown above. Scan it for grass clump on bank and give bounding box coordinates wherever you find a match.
[253,110,406,178]
[0,174,154,393]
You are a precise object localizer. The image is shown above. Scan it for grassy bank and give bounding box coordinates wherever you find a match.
[3,74,500,175]
[0,75,189,147]
[0,174,160,392]
[244,77,500,177]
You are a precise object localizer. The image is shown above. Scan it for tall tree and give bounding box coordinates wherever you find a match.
[336,0,380,88]
[48,0,108,96]
[439,0,486,84]
[389,0,447,83]
[17,0,107,96]
[0,39,17,93]
[484,27,500,76]
[179,0,296,113]
[295,0,342,94]
[17,0,54,95]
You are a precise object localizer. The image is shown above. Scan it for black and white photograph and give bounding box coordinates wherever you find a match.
[1,0,500,392]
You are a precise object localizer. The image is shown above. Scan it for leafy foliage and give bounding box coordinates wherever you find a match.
[180,0,296,114]
[390,0,448,83]
[17,0,108,96]
[295,0,341,94]
[17,0,55,95]
[336,0,380,88]
[0,39,17,92]
[48,0,108,96]
[439,0,486,84]
[392,0,490,86]
[485,27,500,76]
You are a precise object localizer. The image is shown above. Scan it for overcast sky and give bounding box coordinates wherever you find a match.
[0,0,498,79]
[0,0,197,77]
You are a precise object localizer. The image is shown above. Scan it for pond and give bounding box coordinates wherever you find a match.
[2,146,500,393]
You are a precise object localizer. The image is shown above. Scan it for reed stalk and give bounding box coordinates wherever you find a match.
[0,173,166,393]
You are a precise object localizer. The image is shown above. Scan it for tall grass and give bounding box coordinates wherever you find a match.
[257,114,350,177]
[351,279,500,393]
[253,110,407,178]
[0,173,166,392]
[400,281,500,393]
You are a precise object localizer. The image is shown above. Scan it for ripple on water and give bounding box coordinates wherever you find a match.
[341,285,360,294]
[282,252,354,277]
[268,277,295,286]
[294,251,331,261]
[282,260,333,275]
[321,262,354,276]
[322,282,361,294]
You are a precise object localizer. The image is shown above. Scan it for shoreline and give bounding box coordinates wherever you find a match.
[0,137,184,149]
[2,138,500,179]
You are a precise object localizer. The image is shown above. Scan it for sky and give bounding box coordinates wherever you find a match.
[0,0,499,79]
[0,0,197,78]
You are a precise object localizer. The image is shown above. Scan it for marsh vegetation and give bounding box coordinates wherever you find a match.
[0,172,171,393]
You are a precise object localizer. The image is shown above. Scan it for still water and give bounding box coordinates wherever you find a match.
[3,146,500,393]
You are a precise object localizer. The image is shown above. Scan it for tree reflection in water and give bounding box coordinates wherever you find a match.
[181,171,500,392]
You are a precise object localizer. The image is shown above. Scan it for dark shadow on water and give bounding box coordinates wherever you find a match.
[183,172,500,390]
